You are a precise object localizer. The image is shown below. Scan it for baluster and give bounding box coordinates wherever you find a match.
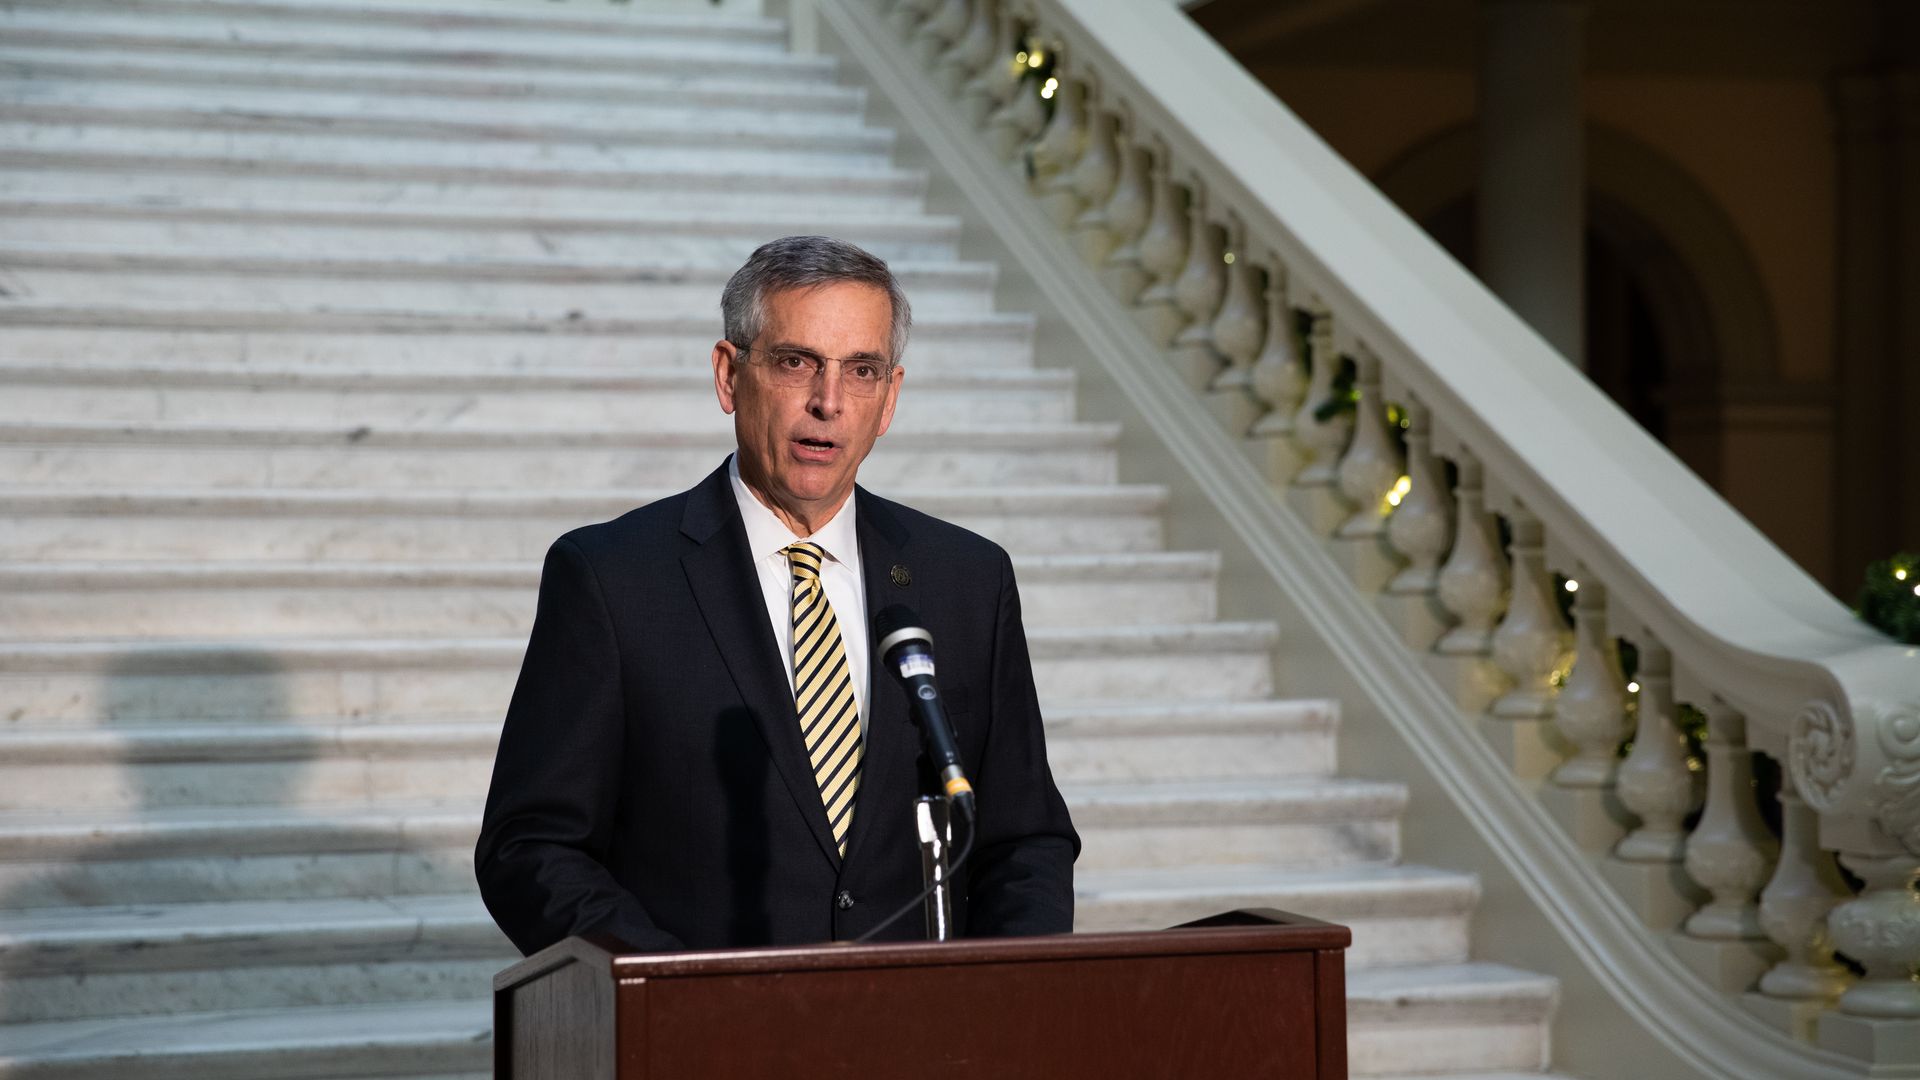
[1334,347,1405,539]
[1132,159,1191,347]
[1826,852,1920,1017]
[910,0,970,68]
[1065,101,1119,253]
[936,0,995,95]
[1169,188,1228,389]
[1614,643,1697,859]
[1030,63,1088,220]
[1208,222,1265,414]
[1434,453,1508,654]
[1096,128,1153,295]
[889,0,938,37]
[1248,263,1305,438]
[1386,402,1452,592]
[1757,772,1856,1003]
[959,1,1017,128]
[1290,305,1351,488]
[1489,510,1568,718]
[1682,701,1778,939]
[985,38,1047,161]
[1547,576,1624,784]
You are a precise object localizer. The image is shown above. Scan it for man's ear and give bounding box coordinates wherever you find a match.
[711,341,739,415]
[875,363,905,438]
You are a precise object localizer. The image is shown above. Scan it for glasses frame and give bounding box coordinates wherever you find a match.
[733,344,898,397]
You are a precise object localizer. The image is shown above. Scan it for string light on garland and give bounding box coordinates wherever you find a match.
[1040,76,1058,100]
[1857,552,1920,644]
[1564,579,1580,593]
[1381,474,1412,515]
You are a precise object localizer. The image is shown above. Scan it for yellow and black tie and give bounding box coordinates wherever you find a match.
[783,542,863,856]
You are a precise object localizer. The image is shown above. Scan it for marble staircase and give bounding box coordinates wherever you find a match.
[0,0,1559,1076]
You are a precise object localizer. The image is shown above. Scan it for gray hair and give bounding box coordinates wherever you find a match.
[721,235,913,362]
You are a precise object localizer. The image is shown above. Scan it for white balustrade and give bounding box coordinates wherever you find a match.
[1095,125,1153,294]
[1489,511,1568,720]
[1333,347,1404,540]
[1028,57,1087,209]
[1247,261,1305,438]
[1433,454,1508,655]
[847,0,1920,1064]
[1614,644,1697,860]
[936,0,995,95]
[1169,188,1229,389]
[1825,852,1920,1018]
[958,2,1018,126]
[1682,701,1778,940]
[1548,576,1626,786]
[1289,305,1351,488]
[1132,158,1192,346]
[1757,776,1856,1003]
[910,0,969,68]
[1386,403,1453,594]
[1066,101,1121,258]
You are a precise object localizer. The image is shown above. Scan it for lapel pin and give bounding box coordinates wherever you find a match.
[890,564,912,587]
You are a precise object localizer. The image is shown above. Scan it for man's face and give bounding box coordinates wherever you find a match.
[713,281,904,532]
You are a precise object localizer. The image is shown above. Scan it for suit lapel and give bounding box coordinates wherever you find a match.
[840,487,915,868]
[679,463,842,868]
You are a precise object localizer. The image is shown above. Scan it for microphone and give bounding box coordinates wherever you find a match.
[874,604,976,822]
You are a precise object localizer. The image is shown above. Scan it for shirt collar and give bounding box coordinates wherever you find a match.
[728,453,860,568]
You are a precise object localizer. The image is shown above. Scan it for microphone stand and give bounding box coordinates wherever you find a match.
[914,795,955,941]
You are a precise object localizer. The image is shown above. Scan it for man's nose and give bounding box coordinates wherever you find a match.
[807,364,845,418]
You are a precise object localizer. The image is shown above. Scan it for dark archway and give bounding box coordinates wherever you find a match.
[1371,122,1781,492]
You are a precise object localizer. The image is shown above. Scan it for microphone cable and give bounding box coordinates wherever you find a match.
[851,808,975,944]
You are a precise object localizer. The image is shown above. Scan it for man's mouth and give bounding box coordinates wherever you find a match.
[792,437,838,460]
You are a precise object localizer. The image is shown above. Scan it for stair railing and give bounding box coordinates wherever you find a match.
[802,0,1919,1074]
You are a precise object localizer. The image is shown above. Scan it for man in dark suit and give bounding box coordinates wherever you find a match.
[475,235,1079,955]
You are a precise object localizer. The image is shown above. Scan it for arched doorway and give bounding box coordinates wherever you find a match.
[1371,123,1781,493]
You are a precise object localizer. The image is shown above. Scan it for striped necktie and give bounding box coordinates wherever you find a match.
[783,541,863,856]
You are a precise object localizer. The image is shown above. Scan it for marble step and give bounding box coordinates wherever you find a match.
[3,79,873,142]
[0,43,868,116]
[0,145,930,217]
[0,776,1395,904]
[9,0,793,45]
[0,8,817,78]
[1075,863,1477,968]
[0,622,1280,723]
[0,104,895,167]
[0,306,1034,371]
[0,39,866,107]
[0,196,955,262]
[0,358,1078,426]
[0,999,493,1080]
[0,153,929,217]
[1346,963,1558,1076]
[1066,777,1405,871]
[0,551,1219,641]
[0,963,1554,1080]
[0,484,1170,563]
[0,245,998,316]
[0,419,1122,489]
[0,700,1336,818]
[0,895,512,1023]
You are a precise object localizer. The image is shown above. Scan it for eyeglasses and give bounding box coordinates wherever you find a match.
[736,345,895,397]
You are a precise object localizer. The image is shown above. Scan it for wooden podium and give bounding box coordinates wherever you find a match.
[494,909,1349,1079]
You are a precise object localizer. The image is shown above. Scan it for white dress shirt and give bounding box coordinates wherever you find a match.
[728,454,871,735]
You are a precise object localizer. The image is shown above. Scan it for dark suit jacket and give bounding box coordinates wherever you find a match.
[475,460,1079,955]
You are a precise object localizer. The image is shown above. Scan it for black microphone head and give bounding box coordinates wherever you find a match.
[874,604,933,662]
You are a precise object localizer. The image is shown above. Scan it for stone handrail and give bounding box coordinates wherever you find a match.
[804,0,1919,1071]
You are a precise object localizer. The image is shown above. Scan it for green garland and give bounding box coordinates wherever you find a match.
[1857,552,1920,644]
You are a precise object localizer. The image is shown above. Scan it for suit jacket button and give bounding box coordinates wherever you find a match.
[835,890,855,910]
